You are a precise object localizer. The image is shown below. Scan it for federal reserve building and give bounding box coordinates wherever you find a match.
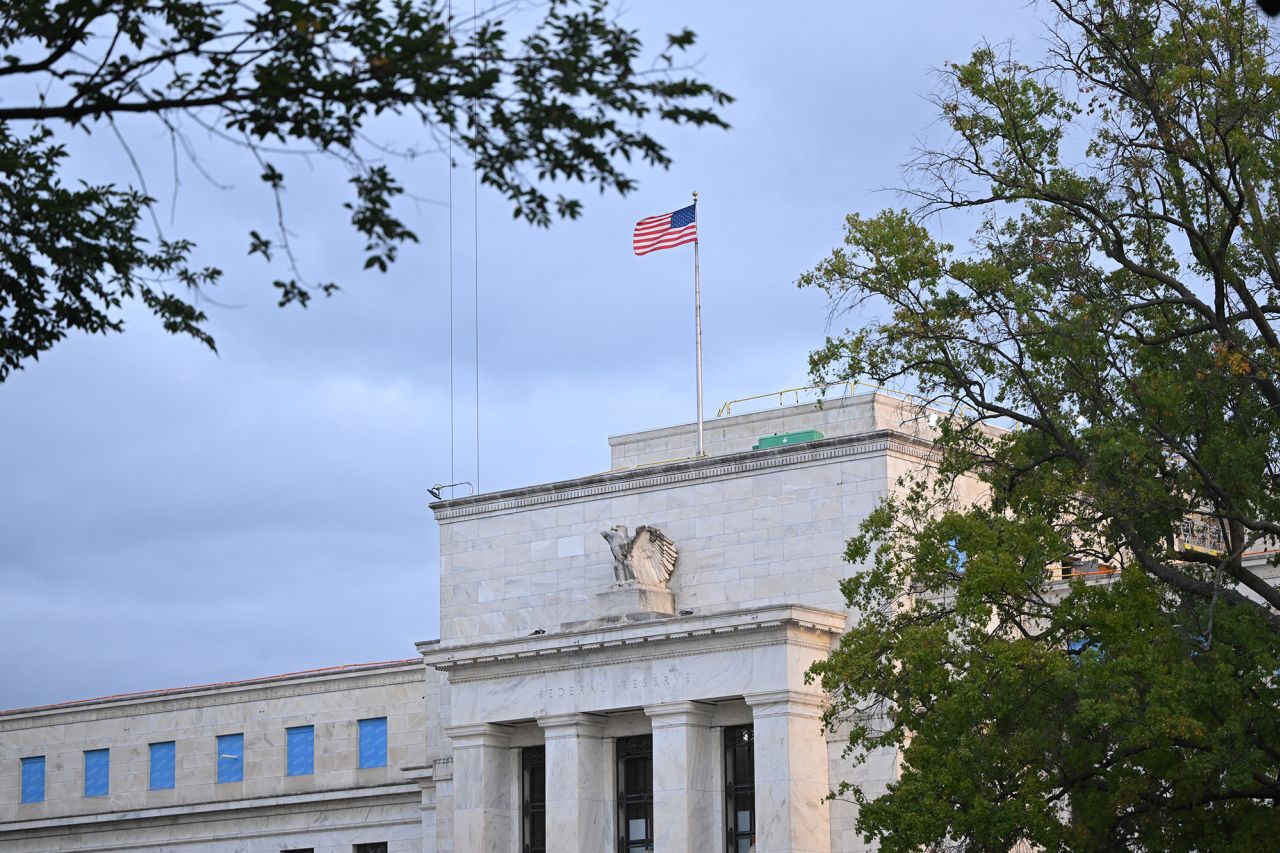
[1,392,939,853]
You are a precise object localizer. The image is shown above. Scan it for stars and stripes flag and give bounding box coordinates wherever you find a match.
[632,194,707,455]
[632,203,697,256]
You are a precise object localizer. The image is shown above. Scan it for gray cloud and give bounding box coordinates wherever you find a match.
[0,1,1038,708]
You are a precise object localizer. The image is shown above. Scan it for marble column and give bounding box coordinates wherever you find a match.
[744,690,831,853]
[444,723,514,853]
[645,700,719,853]
[403,764,438,853]
[537,713,611,853]
[433,757,455,853]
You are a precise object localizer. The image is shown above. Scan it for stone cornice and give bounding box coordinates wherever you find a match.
[0,782,418,835]
[435,634,839,682]
[418,604,846,679]
[443,722,514,743]
[0,663,424,730]
[401,764,436,787]
[537,712,607,731]
[644,700,715,725]
[430,430,937,521]
[743,689,828,712]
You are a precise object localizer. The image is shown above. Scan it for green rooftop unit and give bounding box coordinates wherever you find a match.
[752,429,823,450]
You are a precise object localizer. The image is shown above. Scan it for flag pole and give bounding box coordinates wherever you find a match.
[693,190,704,457]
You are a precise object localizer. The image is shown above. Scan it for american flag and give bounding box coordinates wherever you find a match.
[633,203,697,256]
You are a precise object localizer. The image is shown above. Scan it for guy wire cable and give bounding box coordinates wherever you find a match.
[447,0,455,488]
[473,0,481,494]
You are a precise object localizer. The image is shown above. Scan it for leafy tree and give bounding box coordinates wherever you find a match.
[0,0,730,379]
[801,0,1280,849]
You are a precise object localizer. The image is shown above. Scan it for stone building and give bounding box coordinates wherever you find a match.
[1,392,940,853]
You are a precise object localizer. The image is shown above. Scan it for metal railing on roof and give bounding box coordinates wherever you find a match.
[716,381,928,418]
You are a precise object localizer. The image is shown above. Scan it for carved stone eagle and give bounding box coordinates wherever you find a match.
[601,525,678,587]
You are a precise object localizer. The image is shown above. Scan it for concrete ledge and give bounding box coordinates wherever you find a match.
[428,429,936,521]
[419,603,847,674]
[0,782,419,834]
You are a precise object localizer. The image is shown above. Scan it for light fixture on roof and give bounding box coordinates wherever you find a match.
[428,481,475,501]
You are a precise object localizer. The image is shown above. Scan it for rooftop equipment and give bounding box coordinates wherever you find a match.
[752,429,823,450]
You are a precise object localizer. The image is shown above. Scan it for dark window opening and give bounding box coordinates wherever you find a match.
[725,725,755,853]
[523,746,547,853]
[353,844,387,853]
[617,735,654,853]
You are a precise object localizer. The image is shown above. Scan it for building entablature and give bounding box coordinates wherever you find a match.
[0,779,419,837]
[419,604,845,673]
[429,429,937,524]
[420,605,845,728]
[0,659,424,731]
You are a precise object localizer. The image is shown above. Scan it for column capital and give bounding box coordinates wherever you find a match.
[537,712,607,735]
[402,764,436,787]
[644,700,715,727]
[443,722,514,747]
[402,764,438,810]
[743,689,827,717]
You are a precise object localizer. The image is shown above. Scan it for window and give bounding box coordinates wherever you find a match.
[358,717,387,769]
[281,849,315,853]
[353,844,387,853]
[286,725,314,776]
[149,741,176,790]
[20,756,44,804]
[217,733,244,783]
[522,746,546,853]
[616,735,653,853]
[84,748,109,797]
[724,726,756,853]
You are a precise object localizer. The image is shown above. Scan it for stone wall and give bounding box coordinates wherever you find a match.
[607,393,936,469]
[433,439,933,645]
[0,660,438,852]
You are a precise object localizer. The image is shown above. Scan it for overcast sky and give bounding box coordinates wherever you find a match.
[0,1,1040,709]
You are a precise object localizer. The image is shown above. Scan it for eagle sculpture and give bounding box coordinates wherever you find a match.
[601,525,679,587]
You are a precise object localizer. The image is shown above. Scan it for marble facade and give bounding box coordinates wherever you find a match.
[1,393,933,852]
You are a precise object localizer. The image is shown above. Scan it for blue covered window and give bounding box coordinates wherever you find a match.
[149,741,176,790]
[286,725,314,776]
[84,748,109,797]
[358,717,387,769]
[20,756,44,804]
[216,734,244,783]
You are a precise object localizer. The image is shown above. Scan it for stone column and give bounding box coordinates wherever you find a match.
[433,758,454,853]
[645,700,719,853]
[537,713,611,853]
[744,690,831,853]
[444,723,514,853]
[403,764,438,853]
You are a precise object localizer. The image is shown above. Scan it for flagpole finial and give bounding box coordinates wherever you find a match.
[692,190,698,202]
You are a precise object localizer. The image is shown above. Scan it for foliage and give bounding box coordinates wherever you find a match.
[801,1,1280,848]
[0,0,731,378]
